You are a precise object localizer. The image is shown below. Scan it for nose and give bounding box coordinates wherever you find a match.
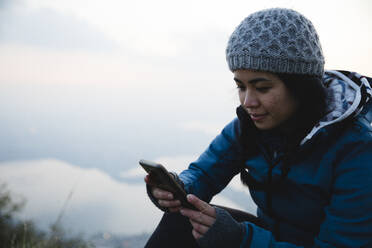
[242,90,259,108]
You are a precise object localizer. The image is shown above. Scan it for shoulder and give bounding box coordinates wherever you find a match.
[351,115,372,137]
[326,117,372,173]
[303,116,371,171]
[318,114,372,147]
[207,118,243,155]
[219,118,241,141]
[338,116,372,147]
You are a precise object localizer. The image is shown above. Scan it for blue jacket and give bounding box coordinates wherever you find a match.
[179,71,372,247]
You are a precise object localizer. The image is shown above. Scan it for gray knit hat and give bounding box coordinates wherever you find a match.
[226,8,324,76]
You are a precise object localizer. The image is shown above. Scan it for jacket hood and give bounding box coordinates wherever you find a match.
[300,70,372,145]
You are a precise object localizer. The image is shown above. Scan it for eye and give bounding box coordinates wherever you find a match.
[256,87,271,93]
[236,84,246,91]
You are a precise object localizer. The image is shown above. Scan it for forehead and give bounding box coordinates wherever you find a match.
[233,69,281,83]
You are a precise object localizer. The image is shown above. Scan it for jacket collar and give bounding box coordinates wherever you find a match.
[300,70,372,145]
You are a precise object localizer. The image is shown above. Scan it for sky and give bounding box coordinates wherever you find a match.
[0,0,371,86]
[0,0,371,237]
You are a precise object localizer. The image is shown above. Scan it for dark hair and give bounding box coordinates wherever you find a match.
[275,73,328,142]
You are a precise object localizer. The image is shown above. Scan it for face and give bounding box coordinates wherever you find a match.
[234,69,298,130]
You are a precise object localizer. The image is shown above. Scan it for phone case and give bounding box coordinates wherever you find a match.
[139,159,196,210]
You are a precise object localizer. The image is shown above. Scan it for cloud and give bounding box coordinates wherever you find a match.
[0,3,117,52]
[0,158,246,235]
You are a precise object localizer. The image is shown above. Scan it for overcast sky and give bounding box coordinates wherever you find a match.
[0,0,371,86]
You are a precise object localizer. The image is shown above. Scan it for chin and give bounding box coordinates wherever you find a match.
[254,122,276,130]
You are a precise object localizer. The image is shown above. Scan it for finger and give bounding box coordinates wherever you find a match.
[152,188,174,200]
[180,208,215,227]
[144,175,149,183]
[158,199,181,208]
[190,219,209,235]
[187,194,216,218]
[192,229,203,240]
[144,174,159,187]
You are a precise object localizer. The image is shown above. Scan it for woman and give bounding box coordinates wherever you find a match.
[144,8,372,248]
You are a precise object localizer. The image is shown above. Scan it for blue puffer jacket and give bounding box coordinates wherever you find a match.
[179,70,372,247]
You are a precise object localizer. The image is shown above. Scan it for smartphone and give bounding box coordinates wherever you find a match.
[139,159,196,210]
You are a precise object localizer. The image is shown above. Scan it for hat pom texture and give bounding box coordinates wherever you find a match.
[226,8,324,76]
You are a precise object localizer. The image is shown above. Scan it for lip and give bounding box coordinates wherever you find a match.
[249,113,267,121]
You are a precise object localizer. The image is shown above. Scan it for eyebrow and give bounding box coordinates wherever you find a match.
[233,77,270,85]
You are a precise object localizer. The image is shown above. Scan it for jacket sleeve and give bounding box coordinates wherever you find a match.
[178,118,244,202]
[237,137,372,248]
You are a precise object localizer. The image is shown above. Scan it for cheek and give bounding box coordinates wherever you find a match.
[264,94,280,111]
[266,93,297,118]
[238,91,245,104]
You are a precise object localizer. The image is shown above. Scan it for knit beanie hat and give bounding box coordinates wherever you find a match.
[226,8,324,76]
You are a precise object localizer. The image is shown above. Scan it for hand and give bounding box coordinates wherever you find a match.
[180,194,216,240]
[144,175,182,212]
